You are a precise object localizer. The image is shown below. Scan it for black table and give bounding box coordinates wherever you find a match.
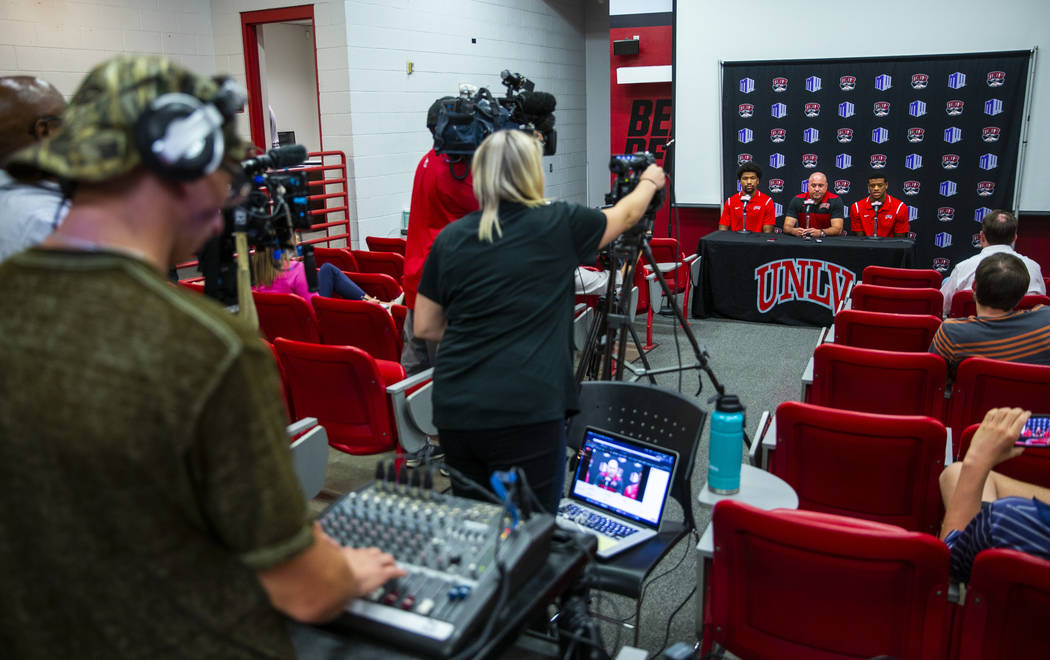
[692,232,915,326]
[289,530,596,659]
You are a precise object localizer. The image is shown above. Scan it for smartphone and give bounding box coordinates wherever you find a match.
[1016,415,1050,447]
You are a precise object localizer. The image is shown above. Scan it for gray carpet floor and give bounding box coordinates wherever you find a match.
[309,307,819,658]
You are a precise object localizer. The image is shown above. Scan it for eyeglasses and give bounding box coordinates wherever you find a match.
[28,115,62,136]
[219,160,252,208]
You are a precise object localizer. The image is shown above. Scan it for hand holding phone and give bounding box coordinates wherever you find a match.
[1016,414,1050,447]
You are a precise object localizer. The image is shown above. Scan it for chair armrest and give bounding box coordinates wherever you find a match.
[800,356,814,401]
[945,427,953,467]
[387,368,437,454]
[573,306,594,352]
[748,410,771,465]
[287,419,329,500]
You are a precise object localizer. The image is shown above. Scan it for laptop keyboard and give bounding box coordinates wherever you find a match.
[558,503,636,540]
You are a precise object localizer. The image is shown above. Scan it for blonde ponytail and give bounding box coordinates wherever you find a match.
[471,130,546,243]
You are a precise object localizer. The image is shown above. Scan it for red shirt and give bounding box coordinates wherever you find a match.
[786,192,844,232]
[719,191,775,231]
[402,149,478,308]
[849,194,908,237]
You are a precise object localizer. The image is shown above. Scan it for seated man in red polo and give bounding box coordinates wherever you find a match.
[849,172,909,237]
[718,163,775,233]
[782,172,844,238]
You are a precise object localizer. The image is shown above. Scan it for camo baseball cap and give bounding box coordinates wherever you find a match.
[7,54,250,183]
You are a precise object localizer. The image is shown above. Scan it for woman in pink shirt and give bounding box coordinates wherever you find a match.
[252,246,393,304]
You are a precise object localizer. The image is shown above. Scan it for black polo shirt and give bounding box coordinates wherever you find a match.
[786,192,844,231]
[418,200,606,430]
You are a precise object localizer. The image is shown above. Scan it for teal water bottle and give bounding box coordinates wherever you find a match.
[708,394,745,494]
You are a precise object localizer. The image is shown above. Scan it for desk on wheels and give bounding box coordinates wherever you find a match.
[289,531,595,660]
[692,233,915,326]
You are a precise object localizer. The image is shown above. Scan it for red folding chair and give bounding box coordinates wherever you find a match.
[949,289,1050,318]
[252,291,321,344]
[339,271,403,301]
[862,265,943,289]
[772,401,947,533]
[833,309,942,352]
[643,237,698,319]
[352,250,404,283]
[809,343,947,420]
[954,423,1050,486]
[313,247,358,272]
[850,283,944,316]
[703,500,952,660]
[176,279,205,293]
[312,297,402,362]
[264,339,293,421]
[951,549,1050,660]
[365,236,407,256]
[947,357,1050,435]
[273,339,406,456]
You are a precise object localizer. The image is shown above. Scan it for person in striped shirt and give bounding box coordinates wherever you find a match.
[939,407,1050,583]
[929,252,1050,377]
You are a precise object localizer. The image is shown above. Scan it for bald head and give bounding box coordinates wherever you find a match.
[0,76,66,166]
[807,172,828,201]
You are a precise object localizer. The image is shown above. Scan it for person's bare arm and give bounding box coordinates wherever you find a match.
[717,224,730,231]
[257,523,405,623]
[783,215,803,236]
[413,293,447,342]
[940,408,1029,539]
[599,164,666,249]
[824,217,845,236]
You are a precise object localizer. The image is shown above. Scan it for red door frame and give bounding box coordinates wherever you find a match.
[240,4,323,152]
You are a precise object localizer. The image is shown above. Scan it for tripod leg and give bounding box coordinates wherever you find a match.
[626,324,657,384]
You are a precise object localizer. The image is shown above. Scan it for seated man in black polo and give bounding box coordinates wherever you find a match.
[782,172,844,238]
[849,172,909,237]
[718,163,775,233]
[929,252,1050,376]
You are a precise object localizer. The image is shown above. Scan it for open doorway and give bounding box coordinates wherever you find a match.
[240,5,322,153]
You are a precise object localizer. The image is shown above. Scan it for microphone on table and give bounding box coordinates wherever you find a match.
[870,200,883,239]
[802,199,817,239]
[739,194,751,233]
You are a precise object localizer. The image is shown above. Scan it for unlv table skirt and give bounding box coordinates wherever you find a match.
[692,233,915,326]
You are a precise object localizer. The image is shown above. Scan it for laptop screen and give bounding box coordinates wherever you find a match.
[568,427,678,529]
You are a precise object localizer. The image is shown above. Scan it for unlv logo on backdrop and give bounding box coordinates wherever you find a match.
[833,180,851,194]
[982,126,1001,142]
[837,128,854,143]
[873,101,890,117]
[907,127,925,143]
[770,128,786,143]
[870,154,887,169]
[937,207,955,222]
[754,259,856,314]
[768,178,784,193]
[942,154,960,169]
[738,103,754,118]
[977,181,996,197]
[737,153,753,166]
[903,180,921,195]
[911,73,929,89]
[946,100,965,116]
[839,75,856,91]
[804,103,820,118]
[802,154,818,168]
[972,233,983,248]
[932,257,951,272]
[987,71,1006,87]
[772,77,788,92]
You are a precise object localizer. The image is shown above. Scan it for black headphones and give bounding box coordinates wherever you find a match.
[133,77,246,181]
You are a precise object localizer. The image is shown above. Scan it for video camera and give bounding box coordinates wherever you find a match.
[433,69,558,157]
[200,144,312,306]
[605,152,664,241]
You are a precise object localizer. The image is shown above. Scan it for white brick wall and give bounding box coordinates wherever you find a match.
[0,0,594,248]
[0,0,216,97]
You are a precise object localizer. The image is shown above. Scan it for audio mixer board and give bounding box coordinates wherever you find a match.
[317,480,555,657]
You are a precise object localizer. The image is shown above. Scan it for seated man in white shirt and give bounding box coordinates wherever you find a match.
[939,209,1045,316]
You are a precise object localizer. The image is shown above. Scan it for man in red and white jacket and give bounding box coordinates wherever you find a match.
[719,163,775,232]
[849,172,909,237]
